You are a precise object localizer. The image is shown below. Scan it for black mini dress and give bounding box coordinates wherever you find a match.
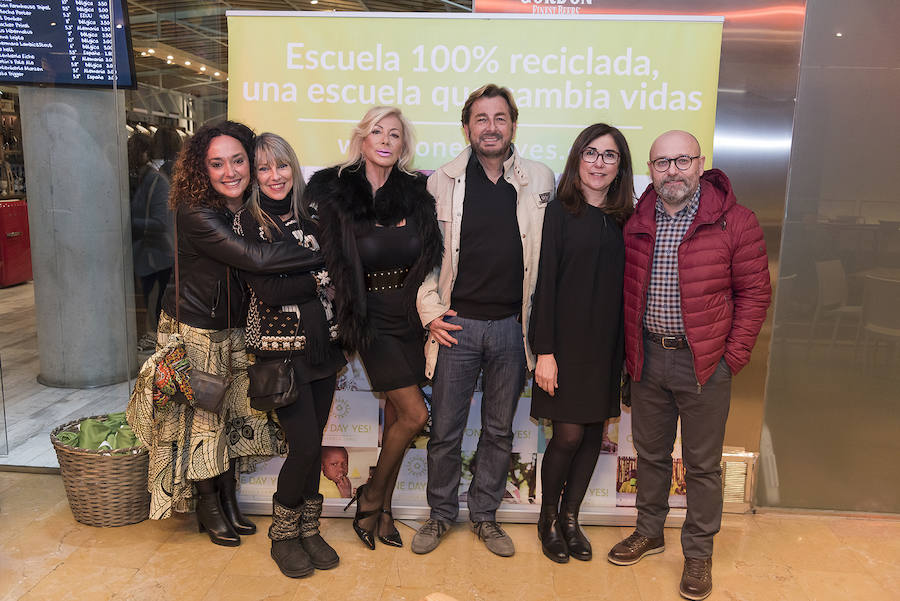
[355,215,425,392]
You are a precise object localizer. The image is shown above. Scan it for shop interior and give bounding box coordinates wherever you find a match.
[0,0,897,520]
[0,1,897,600]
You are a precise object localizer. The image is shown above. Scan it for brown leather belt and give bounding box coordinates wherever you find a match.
[365,267,409,292]
[645,330,689,350]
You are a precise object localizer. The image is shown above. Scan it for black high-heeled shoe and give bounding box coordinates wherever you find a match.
[217,471,257,535]
[196,492,240,547]
[377,509,403,548]
[344,484,378,550]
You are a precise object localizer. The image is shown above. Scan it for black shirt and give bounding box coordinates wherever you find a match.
[451,152,524,320]
[356,216,423,336]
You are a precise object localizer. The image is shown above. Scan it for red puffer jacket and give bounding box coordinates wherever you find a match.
[623,169,771,386]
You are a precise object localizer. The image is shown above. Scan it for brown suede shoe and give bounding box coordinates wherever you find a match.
[679,557,713,600]
[607,531,665,565]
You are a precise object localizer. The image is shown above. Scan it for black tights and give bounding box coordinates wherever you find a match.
[273,372,338,508]
[358,385,427,535]
[540,420,606,511]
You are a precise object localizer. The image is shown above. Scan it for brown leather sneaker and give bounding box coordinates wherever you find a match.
[607,531,665,565]
[679,557,713,600]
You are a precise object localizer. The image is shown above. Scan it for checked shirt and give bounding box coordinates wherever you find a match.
[643,186,701,336]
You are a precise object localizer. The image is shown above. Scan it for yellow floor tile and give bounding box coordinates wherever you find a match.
[0,506,87,600]
[793,569,896,601]
[0,473,69,546]
[752,513,869,573]
[18,557,137,601]
[203,572,299,601]
[1,473,899,601]
[379,586,470,601]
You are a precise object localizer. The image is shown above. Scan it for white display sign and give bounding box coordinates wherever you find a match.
[581,453,618,507]
[322,389,380,447]
[392,448,429,502]
[238,456,284,505]
[335,353,373,391]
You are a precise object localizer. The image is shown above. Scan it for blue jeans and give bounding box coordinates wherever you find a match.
[426,314,526,523]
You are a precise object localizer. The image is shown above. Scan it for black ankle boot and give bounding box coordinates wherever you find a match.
[270,496,314,578]
[196,491,240,547]
[299,494,340,569]
[218,469,256,535]
[559,505,592,561]
[538,504,569,563]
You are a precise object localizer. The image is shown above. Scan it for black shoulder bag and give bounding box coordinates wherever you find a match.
[246,318,301,412]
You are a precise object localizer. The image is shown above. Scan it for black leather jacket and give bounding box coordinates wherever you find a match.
[161,205,324,330]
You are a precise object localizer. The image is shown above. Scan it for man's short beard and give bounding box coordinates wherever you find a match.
[657,179,691,206]
[474,142,511,159]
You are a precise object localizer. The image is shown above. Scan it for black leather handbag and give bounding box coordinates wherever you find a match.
[247,320,301,412]
[189,365,231,415]
[247,358,298,411]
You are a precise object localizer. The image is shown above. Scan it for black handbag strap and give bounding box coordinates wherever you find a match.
[174,208,233,377]
[284,315,300,363]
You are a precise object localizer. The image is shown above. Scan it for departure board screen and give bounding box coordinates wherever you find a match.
[0,1,134,87]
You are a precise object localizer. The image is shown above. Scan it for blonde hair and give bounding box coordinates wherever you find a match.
[246,132,307,241]
[338,106,416,176]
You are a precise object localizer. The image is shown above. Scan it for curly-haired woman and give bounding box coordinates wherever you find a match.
[128,121,325,547]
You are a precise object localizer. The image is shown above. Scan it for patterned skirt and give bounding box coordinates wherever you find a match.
[127,312,286,519]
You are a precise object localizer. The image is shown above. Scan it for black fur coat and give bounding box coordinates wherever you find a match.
[308,163,443,352]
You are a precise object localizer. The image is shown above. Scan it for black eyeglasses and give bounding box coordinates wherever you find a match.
[650,155,700,172]
[581,147,620,165]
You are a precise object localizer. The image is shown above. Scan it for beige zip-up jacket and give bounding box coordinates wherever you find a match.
[416,146,555,378]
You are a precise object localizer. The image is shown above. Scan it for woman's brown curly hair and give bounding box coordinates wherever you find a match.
[169,120,256,210]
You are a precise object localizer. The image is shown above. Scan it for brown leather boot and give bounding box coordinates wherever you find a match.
[679,557,712,600]
[607,530,665,565]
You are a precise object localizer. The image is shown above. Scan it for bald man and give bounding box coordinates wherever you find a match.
[608,131,770,600]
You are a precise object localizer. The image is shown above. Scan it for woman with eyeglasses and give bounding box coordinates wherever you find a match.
[529,123,635,564]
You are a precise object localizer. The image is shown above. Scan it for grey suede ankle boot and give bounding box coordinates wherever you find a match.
[299,494,340,570]
[269,496,314,578]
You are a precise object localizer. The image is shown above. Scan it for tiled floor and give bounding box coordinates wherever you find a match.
[0,472,897,601]
[0,282,131,468]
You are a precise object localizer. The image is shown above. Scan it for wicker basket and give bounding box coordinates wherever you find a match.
[50,415,151,527]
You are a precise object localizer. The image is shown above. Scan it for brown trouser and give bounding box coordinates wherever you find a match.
[631,335,732,559]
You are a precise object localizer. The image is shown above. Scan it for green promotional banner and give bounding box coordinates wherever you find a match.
[227,12,723,174]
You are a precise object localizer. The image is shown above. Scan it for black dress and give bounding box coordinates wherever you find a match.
[356,216,425,391]
[309,164,443,394]
[528,199,625,424]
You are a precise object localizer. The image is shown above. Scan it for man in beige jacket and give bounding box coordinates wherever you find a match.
[412,84,555,557]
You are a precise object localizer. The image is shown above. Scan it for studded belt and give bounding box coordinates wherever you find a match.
[644,330,689,350]
[365,267,409,292]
